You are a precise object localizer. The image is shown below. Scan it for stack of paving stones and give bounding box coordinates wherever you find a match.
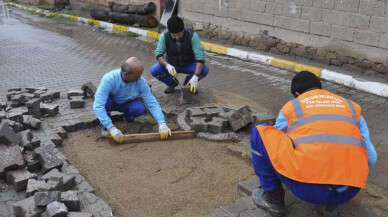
[68,81,97,109]
[0,86,114,217]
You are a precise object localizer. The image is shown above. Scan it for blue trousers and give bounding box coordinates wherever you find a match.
[150,61,209,85]
[102,97,145,128]
[250,127,360,205]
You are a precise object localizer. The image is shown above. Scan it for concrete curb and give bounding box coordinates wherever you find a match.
[10,3,388,98]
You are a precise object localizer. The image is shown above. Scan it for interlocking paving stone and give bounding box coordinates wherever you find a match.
[0,145,25,178]
[26,179,63,198]
[60,191,80,211]
[6,168,37,192]
[41,201,68,217]
[67,212,93,217]
[34,191,60,207]
[81,82,97,98]
[32,143,65,173]
[237,176,261,196]
[13,196,44,217]
[0,121,21,146]
[17,129,33,150]
[220,196,256,217]
[41,169,76,191]
[69,96,85,108]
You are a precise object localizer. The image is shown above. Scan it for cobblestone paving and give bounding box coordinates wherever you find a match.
[1,4,388,216]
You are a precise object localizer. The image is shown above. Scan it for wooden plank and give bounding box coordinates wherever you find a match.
[109,131,196,144]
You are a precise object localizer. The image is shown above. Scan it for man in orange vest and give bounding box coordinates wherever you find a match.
[250,71,377,217]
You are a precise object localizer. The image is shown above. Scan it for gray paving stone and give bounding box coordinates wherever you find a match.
[32,143,65,173]
[60,191,80,211]
[67,90,86,100]
[30,139,41,150]
[67,212,93,217]
[0,121,21,146]
[40,103,59,117]
[203,208,233,217]
[26,98,41,119]
[186,107,207,117]
[244,207,272,217]
[41,169,76,191]
[0,186,20,203]
[41,201,68,217]
[13,196,44,217]
[0,145,25,178]
[17,129,33,150]
[0,202,10,216]
[237,176,260,196]
[7,109,24,124]
[220,197,256,217]
[34,191,61,207]
[2,120,24,134]
[207,117,228,134]
[251,112,276,126]
[40,92,54,103]
[33,89,47,98]
[22,115,42,130]
[22,152,41,173]
[54,127,67,139]
[0,111,6,122]
[190,116,208,132]
[69,96,85,108]
[6,168,37,192]
[81,82,97,98]
[26,179,63,198]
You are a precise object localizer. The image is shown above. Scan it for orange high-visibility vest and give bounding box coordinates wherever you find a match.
[257,89,369,188]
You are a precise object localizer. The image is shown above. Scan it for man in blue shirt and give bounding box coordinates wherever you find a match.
[150,16,209,94]
[93,57,171,143]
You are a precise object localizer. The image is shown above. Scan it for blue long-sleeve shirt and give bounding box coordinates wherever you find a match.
[154,32,206,62]
[274,111,377,169]
[93,69,165,129]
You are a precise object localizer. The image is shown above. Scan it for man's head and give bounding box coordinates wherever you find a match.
[121,57,144,83]
[167,16,185,41]
[291,71,322,97]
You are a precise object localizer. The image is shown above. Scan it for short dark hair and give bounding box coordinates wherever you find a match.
[121,62,132,74]
[291,71,322,96]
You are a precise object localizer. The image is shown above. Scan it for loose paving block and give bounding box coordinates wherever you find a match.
[190,117,208,132]
[7,108,24,124]
[41,103,59,117]
[23,152,42,172]
[60,191,80,211]
[203,106,223,119]
[26,98,42,118]
[18,129,33,150]
[67,90,86,99]
[21,93,37,105]
[33,89,47,98]
[23,115,42,130]
[25,87,37,93]
[81,192,113,217]
[242,113,252,125]
[68,212,93,217]
[0,121,21,145]
[41,168,76,191]
[0,145,25,178]
[186,107,207,117]
[229,118,246,132]
[220,196,256,217]
[207,117,228,134]
[227,106,252,131]
[13,196,44,217]
[41,201,68,217]
[6,90,23,101]
[81,82,97,98]
[31,139,41,149]
[11,94,23,107]
[26,179,63,197]
[6,168,37,192]
[34,191,61,207]
[32,143,65,173]
[8,87,22,92]
[2,119,24,133]
[52,91,60,99]
[70,96,85,108]
[40,92,54,102]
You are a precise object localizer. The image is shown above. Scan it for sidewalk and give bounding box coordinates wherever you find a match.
[8,2,388,98]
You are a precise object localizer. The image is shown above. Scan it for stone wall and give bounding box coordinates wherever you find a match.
[179,0,388,78]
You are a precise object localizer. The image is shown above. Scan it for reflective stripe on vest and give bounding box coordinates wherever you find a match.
[287,95,365,150]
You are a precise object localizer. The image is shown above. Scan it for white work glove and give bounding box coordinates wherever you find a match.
[159,123,171,140]
[109,127,124,144]
[187,75,199,93]
[166,64,177,77]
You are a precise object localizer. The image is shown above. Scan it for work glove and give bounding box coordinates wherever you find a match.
[159,123,171,140]
[109,126,124,144]
[187,75,199,93]
[166,64,177,77]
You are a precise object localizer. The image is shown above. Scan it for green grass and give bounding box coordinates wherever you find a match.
[98,26,104,30]
[88,21,94,26]
[127,32,139,37]
[46,15,68,20]
[82,8,92,14]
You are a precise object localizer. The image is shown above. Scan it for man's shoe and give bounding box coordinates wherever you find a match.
[164,77,179,94]
[101,128,109,137]
[321,205,341,217]
[252,188,286,217]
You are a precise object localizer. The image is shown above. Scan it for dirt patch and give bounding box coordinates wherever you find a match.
[62,119,254,217]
